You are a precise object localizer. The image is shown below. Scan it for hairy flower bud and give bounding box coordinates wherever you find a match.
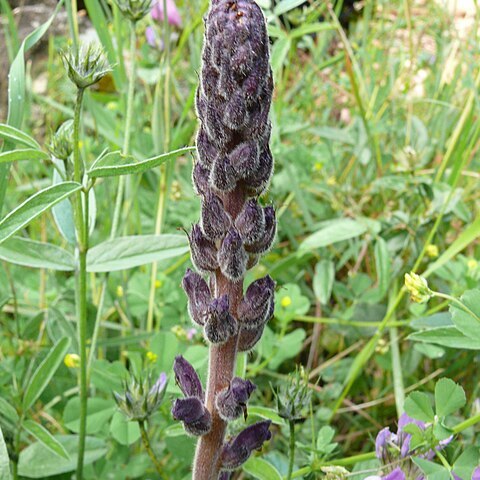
[228,141,259,177]
[201,194,231,241]
[244,146,274,196]
[235,199,265,245]
[210,156,238,193]
[182,269,211,326]
[188,224,219,273]
[238,325,264,352]
[216,377,256,421]
[204,295,238,344]
[173,355,204,399]
[172,397,212,436]
[245,206,276,254]
[238,275,275,329]
[192,161,210,195]
[218,229,248,281]
[221,421,272,470]
[48,120,74,161]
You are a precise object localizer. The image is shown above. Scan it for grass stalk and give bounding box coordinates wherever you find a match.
[287,420,296,480]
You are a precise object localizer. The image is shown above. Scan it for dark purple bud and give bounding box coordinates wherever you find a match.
[223,93,247,130]
[218,229,248,281]
[221,421,272,470]
[216,377,256,421]
[247,254,260,270]
[218,472,232,480]
[228,141,259,177]
[172,397,212,437]
[238,276,275,329]
[200,65,219,99]
[201,194,231,241]
[173,355,204,399]
[235,199,265,245]
[244,146,274,196]
[238,325,264,352]
[245,206,276,254]
[182,268,211,326]
[196,126,217,167]
[204,295,238,344]
[192,161,211,196]
[188,224,219,273]
[210,156,238,193]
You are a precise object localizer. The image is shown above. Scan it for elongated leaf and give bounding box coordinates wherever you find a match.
[23,420,70,460]
[0,425,11,480]
[270,36,291,76]
[0,124,40,149]
[243,457,282,480]
[18,435,106,478]
[313,259,334,305]
[51,162,76,245]
[23,337,71,410]
[0,396,19,423]
[87,146,195,178]
[0,149,48,164]
[0,237,75,270]
[274,0,306,15]
[408,327,480,350]
[87,234,189,272]
[0,182,81,245]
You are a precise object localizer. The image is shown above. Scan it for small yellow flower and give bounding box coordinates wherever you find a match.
[106,101,117,111]
[116,285,124,297]
[171,325,187,340]
[155,280,162,289]
[314,162,323,171]
[467,259,478,271]
[327,176,337,186]
[281,296,292,308]
[64,353,81,368]
[404,272,431,303]
[425,244,439,258]
[146,351,158,363]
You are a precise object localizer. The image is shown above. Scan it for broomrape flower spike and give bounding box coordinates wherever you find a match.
[173,0,276,478]
[404,272,432,304]
[61,43,112,90]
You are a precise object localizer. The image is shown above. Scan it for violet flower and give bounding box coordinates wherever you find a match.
[151,0,182,27]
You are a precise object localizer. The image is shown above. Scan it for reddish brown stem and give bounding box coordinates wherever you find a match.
[193,188,245,480]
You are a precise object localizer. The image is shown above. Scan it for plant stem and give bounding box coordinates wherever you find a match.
[72,87,89,480]
[138,420,164,478]
[389,326,405,417]
[287,420,295,480]
[452,411,480,434]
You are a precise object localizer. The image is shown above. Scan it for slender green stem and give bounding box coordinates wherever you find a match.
[72,87,89,480]
[390,326,405,417]
[287,420,295,480]
[146,4,172,332]
[452,411,480,434]
[12,413,24,480]
[138,421,164,478]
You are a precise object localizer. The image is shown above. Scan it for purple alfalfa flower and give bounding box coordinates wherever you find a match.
[364,467,406,480]
[473,467,480,480]
[151,0,182,27]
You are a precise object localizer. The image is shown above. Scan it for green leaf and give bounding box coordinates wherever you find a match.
[313,260,334,305]
[87,147,195,178]
[87,234,189,272]
[0,182,82,245]
[23,337,71,410]
[63,397,115,435]
[375,238,391,295]
[18,435,106,478]
[412,457,451,480]
[267,328,306,370]
[0,149,49,164]
[109,411,140,446]
[270,36,291,76]
[0,124,40,149]
[434,378,466,418]
[273,0,306,15]
[23,420,70,460]
[408,326,480,350]
[300,218,378,252]
[0,396,19,423]
[404,391,435,423]
[450,289,480,341]
[453,446,480,480]
[243,457,282,480]
[0,425,11,480]
[247,406,286,426]
[0,237,75,270]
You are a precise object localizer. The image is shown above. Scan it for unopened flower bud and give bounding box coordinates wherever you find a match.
[204,295,238,344]
[245,206,276,254]
[219,472,232,480]
[201,194,231,241]
[221,421,272,470]
[404,272,431,303]
[173,355,204,399]
[235,199,265,245]
[218,229,248,281]
[244,146,274,196]
[275,367,311,422]
[188,224,219,273]
[48,120,74,161]
[216,377,256,421]
[182,268,211,326]
[114,0,152,22]
[192,161,210,195]
[238,275,275,329]
[64,353,80,368]
[61,43,112,90]
[228,141,259,177]
[171,397,212,436]
[210,156,238,193]
[196,127,217,167]
[237,325,264,352]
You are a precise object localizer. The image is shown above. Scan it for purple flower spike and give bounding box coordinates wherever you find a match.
[218,229,248,281]
[221,420,272,470]
[182,268,211,326]
[245,205,276,254]
[188,224,219,273]
[172,398,212,436]
[375,427,395,463]
[204,295,238,344]
[151,0,182,27]
[216,377,256,421]
[173,356,204,400]
[235,199,265,245]
[238,325,264,352]
[238,275,275,329]
[201,194,231,241]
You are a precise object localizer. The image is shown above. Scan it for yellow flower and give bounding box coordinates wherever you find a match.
[116,285,124,297]
[467,259,478,271]
[327,176,337,186]
[425,244,439,258]
[155,280,162,289]
[146,351,158,363]
[281,296,292,308]
[171,325,187,340]
[404,272,431,303]
[64,353,81,368]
